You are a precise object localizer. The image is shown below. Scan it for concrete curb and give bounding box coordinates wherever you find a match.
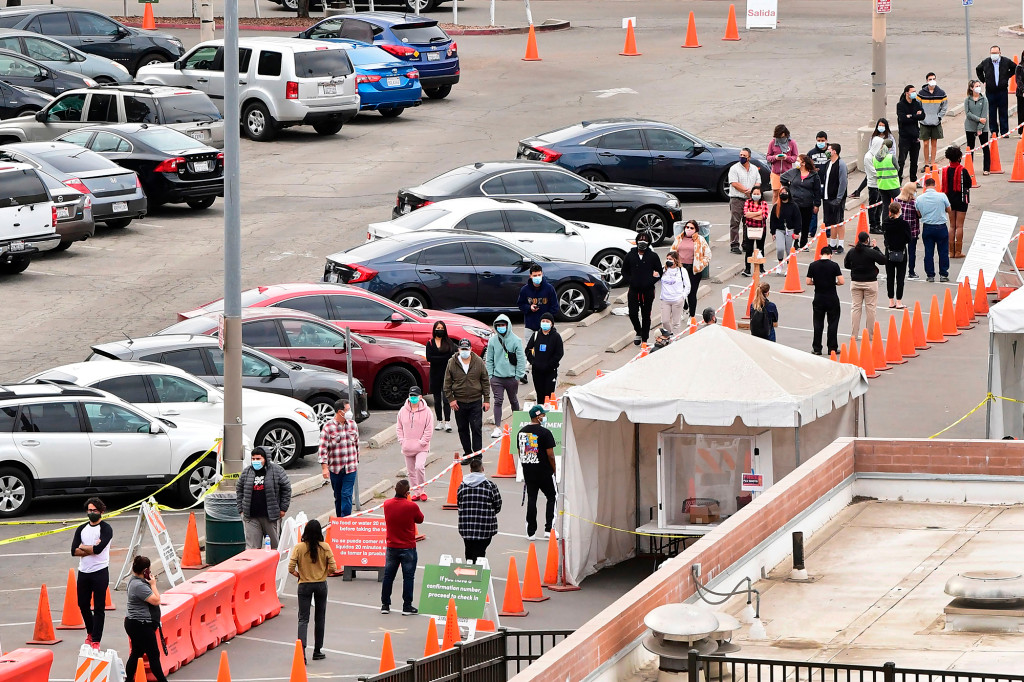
[560,327,576,343]
[397,453,442,478]
[578,307,611,327]
[606,313,661,353]
[711,262,743,283]
[368,423,397,449]
[999,25,1024,37]
[566,353,601,377]
[697,284,711,300]
[614,292,628,305]
[119,17,570,35]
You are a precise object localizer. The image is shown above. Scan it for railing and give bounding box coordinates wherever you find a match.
[358,629,574,682]
[689,652,1024,682]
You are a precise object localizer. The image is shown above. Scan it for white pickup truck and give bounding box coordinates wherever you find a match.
[0,163,60,275]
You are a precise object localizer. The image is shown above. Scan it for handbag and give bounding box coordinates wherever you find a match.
[887,249,906,263]
[744,221,765,241]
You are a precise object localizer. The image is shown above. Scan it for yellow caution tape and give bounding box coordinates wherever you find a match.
[558,510,706,539]
[927,393,1024,440]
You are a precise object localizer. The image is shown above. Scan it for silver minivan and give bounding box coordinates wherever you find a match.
[138,37,359,142]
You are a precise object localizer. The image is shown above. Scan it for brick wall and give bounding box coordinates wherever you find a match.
[853,439,1024,476]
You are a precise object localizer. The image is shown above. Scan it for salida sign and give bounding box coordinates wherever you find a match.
[328,517,387,568]
[746,0,777,29]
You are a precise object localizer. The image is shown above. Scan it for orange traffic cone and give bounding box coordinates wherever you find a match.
[56,568,85,630]
[105,586,115,611]
[620,20,641,56]
[1015,228,1024,268]
[858,330,876,378]
[722,294,737,329]
[941,287,961,337]
[781,249,803,293]
[963,278,977,324]
[1012,55,1020,93]
[854,209,869,242]
[215,651,231,682]
[975,270,990,315]
[288,640,306,682]
[423,618,441,656]
[522,542,549,602]
[493,424,515,478]
[26,584,62,645]
[839,343,848,364]
[847,337,860,368]
[543,531,559,586]
[812,230,826,260]
[829,350,837,362]
[522,24,541,61]
[681,11,701,48]
[1009,138,1024,182]
[441,599,460,650]
[913,301,930,348]
[871,322,889,371]
[499,557,529,616]
[378,633,396,673]
[442,452,462,510]
[990,137,1005,174]
[925,295,947,343]
[900,308,918,358]
[181,511,207,569]
[142,2,156,30]
[964,149,979,187]
[135,664,147,682]
[689,316,697,335]
[884,316,905,365]
[722,4,740,40]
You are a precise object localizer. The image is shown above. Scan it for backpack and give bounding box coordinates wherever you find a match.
[749,306,772,339]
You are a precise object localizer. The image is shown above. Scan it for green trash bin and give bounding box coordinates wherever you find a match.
[204,492,245,565]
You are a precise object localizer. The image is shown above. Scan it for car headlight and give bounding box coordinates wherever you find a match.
[115,62,130,74]
[464,326,491,339]
[665,199,680,210]
[414,350,427,360]
[169,38,183,47]
[294,408,316,423]
[83,78,97,87]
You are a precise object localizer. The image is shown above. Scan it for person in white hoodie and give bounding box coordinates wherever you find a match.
[396,386,434,502]
[659,251,690,334]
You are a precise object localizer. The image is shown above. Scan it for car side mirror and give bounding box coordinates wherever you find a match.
[117,27,131,39]
[270,365,280,376]
[35,71,48,82]
[34,110,46,122]
[208,392,223,404]
[390,313,404,324]
[585,188,598,199]
[692,144,706,156]
[564,226,578,236]
[145,422,165,435]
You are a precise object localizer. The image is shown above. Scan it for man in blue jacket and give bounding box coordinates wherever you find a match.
[517,264,558,340]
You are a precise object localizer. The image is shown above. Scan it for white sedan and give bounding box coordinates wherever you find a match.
[368,197,637,287]
[26,360,321,468]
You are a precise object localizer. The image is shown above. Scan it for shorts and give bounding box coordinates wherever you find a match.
[919,123,943,141]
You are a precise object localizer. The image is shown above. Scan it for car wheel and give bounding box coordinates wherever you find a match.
[243,101,278,142]
[630,208,668,246]
[424,85,452,99]
[137,52,168,71]
[717,167,733,201]
[308,395,338,427]
[579,169,607,182]
[395,289,428,310]
[374,366,417,410]
[176,455,218,506]
[104,218,133,229]
[0,255,31,275]
[94,76,116,84]
[591,249,626,288]
[379,108,404,119]
[312,119,344,135]
[556,283,589,323]
[51,240,73,252]
[186,197,216,210]
[0,467,32,517]
[281,0,298,9]
[405,0,437,11]
[255,420,302,468]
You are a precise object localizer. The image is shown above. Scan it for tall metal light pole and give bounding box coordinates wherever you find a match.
[964,0,974,82]
[871,0,889,124]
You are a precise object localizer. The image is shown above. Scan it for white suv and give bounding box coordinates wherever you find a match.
[26,360,321,468]
[0,383,226,516]
[0,162,60,275]
[138,37,359,142]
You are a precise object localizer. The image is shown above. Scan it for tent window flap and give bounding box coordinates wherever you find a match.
[657,434,753,528]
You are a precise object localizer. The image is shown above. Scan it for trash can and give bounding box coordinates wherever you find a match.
[204,492,245,565]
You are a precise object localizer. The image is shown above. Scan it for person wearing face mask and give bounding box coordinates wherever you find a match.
[425,321,454,433]
[526,313,563,407]
[780,154,822,248]
[1015,51,1024,136]
[397,387,433,501]
[238,447,292,549]
[965,80,991,175]
[769,189,801,273]
[72,497,113,651]
[941,145,972,259]
[820,143,848,252]
[727,147,762,254]
[622,231,663,345]
[896,85,925,182]
[443,339,490,463]
[671,220,710,319]
[851,117,895,205]
[976,46,1014,138]
[766,123,798,193]
[318,400,361,514]
[918,73,948,171]
[658,252,690,332]
[872,139,901,233]
[484,314,527,437]
[741,185,769,276]
[517,264,558,340]
[808,131,831,170]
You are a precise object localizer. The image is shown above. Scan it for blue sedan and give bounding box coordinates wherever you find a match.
[314,40,421,117]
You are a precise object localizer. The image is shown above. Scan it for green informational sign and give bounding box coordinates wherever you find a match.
[418,564,491,619]
[511,409,564,481]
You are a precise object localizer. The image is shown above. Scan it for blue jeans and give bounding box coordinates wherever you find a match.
[330,470,357,517]
[381,547,417,610]
[922,224,949,278]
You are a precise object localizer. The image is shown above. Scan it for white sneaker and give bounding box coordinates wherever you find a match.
[445,422,453,433]
[435,422,444,431]
[490,427,502,438]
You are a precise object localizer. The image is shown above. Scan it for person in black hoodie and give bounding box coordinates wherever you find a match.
[425,321,455,433]
[882,202,912,309]
[526,312,563,402]
[843,231,887,340]
[896,84,926,182]
[517,264,558,341]
[622,231,663,345]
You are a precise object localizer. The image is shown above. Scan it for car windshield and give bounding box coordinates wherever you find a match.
[0,168,47,207]
[136,126,209,153]
[391,23,449,44]
[157,93,222,123]
[159,317,216,335]
[38,148,121,173]
[293,49,353,77]
[389,208,449,230]
[416,167,478,194]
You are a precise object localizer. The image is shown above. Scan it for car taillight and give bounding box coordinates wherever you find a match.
[380,44,419,59]
[84,196,92,209]
[346,264,379,283]
[356,74,382,84]
[420,200,433,208]
[447,41,457,57]
[51,205,57,226]
[286,81,299,99]
[217,152,224,166]
[533,145,562,163]
[153,157,185,173]
[406,69,419,79]
[367,231,372,241]
[135,175,142,188]
[63,177,90,194]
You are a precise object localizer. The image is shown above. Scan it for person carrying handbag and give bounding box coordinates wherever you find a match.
[882,202,912,309]
[124,555,169,682]
[741,187,769,276]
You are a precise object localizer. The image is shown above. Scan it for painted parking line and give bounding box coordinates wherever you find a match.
[0,621,34,627]
[281,591,382,613]
[0,550,73,558]
[419,519,532,541]
[236,633,380,661]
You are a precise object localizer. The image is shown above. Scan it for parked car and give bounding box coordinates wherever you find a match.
[297,13,457,99]
[0,382,227,516]
[87,334,370,426]
[276,0,447,15]
[0,162,60,274]
[0,7,185,75]
[517,118,771,200]
[176,282,492,354]
[322,40,421,117]
[0,48,95,96]
[0,80,51,120]
[138,37,358,141]
[0,29,131,84]
[158,308,432,410]
[57,124,223,210]
[323,231,610,323]
[368,197,635,287]
[0,141,146,229]
[26,361,321,468]
[395,161,685,245]
[0,84,225,148]
[35,168,93,250]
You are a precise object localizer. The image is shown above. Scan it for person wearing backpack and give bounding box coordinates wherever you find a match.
[748,282,778,342]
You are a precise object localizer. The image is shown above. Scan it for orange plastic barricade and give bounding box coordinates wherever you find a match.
[144,592,195,678]
[166,571,237,657]
[0,648,53,682]
[213,549,282,634]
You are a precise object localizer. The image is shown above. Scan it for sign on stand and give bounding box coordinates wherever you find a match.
[956,211,1022,286]
[419,555,498,640]
[511,406,563,483]
[328,517,387,581]
[745,0,777,29]
[116,498,183,589]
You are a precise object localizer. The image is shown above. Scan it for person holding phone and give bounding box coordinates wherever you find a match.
[124,555,168,682]
[766,124,798,193]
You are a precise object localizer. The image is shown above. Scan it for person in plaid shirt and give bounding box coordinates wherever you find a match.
[456,458,503,562]
[895,182,921,280]
[741,187,769,276]
[318,399,360,517]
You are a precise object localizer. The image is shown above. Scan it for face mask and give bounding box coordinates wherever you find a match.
[459,349,471,359]
[909,91,917,99]
[684,228,695,236]
[927,79,937,87]
[740,156,749,163]
[751,193,762,201]
[637,242,649,251]
[540,321,552,331]
[877,125,886,133]
[775,137,786,146]
[531,276,542,285]
[252,460,264,471]
[974,85,983,93]
[344,410,354,420]
[816,141,826,149]
[87,512,101,523]
[496,325,507,334]
[991,53,1000,61]
[434,328,443,336]
[664,261,674,269]
[780,193,790,202]
[409,396,420,405]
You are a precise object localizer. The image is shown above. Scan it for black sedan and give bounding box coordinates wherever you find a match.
[56,124,223,209]
[0,47,94,96]
[517,118,771,201]
[394,160,683,245]
[0,79,50,119]
[323,230,610,323]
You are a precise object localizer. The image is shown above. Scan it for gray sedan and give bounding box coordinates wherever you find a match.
[0,29,131,84]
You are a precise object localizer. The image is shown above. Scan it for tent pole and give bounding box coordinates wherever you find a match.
[985,332,995,439]
[862,393,869,437]
[634,423,641,556]
[794,411,801,467]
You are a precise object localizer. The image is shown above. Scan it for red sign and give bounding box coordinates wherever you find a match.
[328,517,387,568]
[741,473,764,492]
[875,0,891,13]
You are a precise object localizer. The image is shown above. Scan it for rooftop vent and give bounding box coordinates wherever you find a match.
[642,604,741,682]
[943,570,1024,633]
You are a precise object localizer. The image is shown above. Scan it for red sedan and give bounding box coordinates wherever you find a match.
[158,307,431,410]
[177,282,492,354]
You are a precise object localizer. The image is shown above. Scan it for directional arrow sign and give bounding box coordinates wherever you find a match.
[419,563,491,619]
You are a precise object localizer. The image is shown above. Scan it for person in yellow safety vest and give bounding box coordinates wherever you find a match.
[872,138,900,221]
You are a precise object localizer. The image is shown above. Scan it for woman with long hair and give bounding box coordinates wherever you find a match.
[851,117,897,202]
[941,145,972,259]
[766,124,798,193]
[289,519,337,663]
[882,201,912,309]
[424,320,454,433]
[769,188,801,274]
[741,185,769,276]
[671,219,710,318]
[748,282,778,342]
[124,556,168,682]
[964,79,991,175]
[894,182,921,280]
[780,154,822,247]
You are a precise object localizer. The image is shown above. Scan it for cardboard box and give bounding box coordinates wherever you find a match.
[688,503,720,524]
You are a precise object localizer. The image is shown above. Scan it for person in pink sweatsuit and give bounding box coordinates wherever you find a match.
[396,386,434,501]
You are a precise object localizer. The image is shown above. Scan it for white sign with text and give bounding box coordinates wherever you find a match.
[746,0,778,29]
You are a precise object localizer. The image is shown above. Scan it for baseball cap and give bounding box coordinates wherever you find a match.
[529,405,547,419]
[409,386,422,396]
[458,339,472,349]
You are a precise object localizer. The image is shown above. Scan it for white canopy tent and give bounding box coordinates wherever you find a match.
[987,287,1024,439]
[560,325,869,584]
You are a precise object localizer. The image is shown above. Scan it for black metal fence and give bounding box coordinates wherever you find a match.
[358,629,573,682]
